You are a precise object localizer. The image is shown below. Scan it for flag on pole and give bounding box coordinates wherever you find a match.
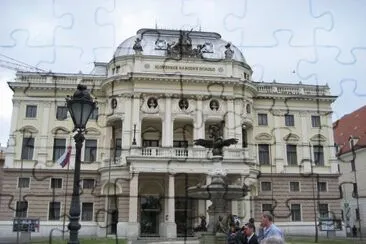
[57,145,72,168]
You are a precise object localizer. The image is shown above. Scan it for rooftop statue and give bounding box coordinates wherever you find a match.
[193,124,238,156]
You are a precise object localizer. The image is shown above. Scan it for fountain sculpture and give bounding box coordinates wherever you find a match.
[188,124,249,244]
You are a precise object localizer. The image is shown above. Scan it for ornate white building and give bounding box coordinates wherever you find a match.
[0,28,343,240]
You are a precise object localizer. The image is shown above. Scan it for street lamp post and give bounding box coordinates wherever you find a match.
[66,84,96,244]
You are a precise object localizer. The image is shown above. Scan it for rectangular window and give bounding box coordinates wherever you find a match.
[262,204,273,213]
[317,182,327,192]
[173,140,188,148]
[258,144,270,165]
[291,204,301,221]
[18,177,30,188]
[51,178,62,189]
[258,113,268,126]
[143,140,159,147]
[261,182,272,191]
[15,201,28,218]
[48,202,61,220]
[83,179,95,189]
[90,108,98,120]
[21,137,34,160]
[115,138,122,158]
[81,202,93,221]
[116,66,120,73]
[319,204,329,218]
[56,106,68,120]
[290,182,300,192]
[356,208,360,220]
[313,145,324,166]
[53,138,66,161]
[285,114,295,126]
[242,129,248,148]
[84,139,97,162]
[286,144,297,165]
[25,105,37,118]
[351,159,356,172]
[312,115,321,127]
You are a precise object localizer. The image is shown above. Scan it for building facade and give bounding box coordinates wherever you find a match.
[334,105,366,237]
[0,28,342,239]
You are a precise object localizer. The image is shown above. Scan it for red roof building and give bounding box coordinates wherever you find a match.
[333,105,366,156]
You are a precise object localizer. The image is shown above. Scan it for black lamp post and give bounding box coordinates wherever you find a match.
[66,84,96,244]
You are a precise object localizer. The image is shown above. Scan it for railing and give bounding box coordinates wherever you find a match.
[129,147,251,160]
[256,83,330,96]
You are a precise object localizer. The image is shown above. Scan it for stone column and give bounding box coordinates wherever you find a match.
[163,96,173,147]
[166,173,177,238]
[234,100,243,146]
[5,100,20,167]
[132,93,141,147]
[127,173,139,239]
[226,98,235,140]
[121,97,132,165]
[194,97,205,140]
[205,175,212,224]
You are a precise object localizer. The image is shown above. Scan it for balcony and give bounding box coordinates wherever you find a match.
[124,147,253,162]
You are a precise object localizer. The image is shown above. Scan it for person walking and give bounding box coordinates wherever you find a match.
[244,223,259,244]
[257,212,284,243]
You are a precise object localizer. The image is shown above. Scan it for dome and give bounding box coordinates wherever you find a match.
[113,28,247,63]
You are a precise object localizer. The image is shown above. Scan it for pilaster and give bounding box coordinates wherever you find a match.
[132,93,141,147]
[300,111,310,160]
[127,173,139,239]
[194,97,204,141]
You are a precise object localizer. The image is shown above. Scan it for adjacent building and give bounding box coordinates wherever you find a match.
[334,105,366,236]
[0,28,342,240]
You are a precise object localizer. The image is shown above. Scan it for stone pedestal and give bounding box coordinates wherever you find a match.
[126,222,139,240]
[159,222,177,238]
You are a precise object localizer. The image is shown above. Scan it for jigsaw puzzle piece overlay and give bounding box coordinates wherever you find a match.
[52,0,115,64]
[298,46,366,120]
[243,31,316,83]
[1,0,72,46]
[223,0,332,47]
[312,0,366,62]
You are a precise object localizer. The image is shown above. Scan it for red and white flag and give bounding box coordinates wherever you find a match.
[57,145,72,168]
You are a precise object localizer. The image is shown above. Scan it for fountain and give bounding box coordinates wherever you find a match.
[188,124,249,244]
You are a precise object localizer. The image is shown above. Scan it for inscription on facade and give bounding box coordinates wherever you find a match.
[154,65,216,72]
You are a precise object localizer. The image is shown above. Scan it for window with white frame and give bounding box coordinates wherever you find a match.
[84,139,97,162]
[261,182,272,191]
[53,138,66,161]
[82,179,95,189]
[21,137,34,160]
[313,145,324,166]
[291,204,301,221]
[56,106,68,120]
[286,144,297,165]
[18,177,30,188]
[25,105,37,118]
[258,113,268,126]
[311,115,321,127]
[290,182,300,192]
[285,114,295,126]
[262,203,273,213]
[258,144,270,165]
[319,204,329,218]
[15,201,28,218]
[48,201,61,220]
[51,178,62,189]
[81,202,93,221]
[317,182,327,192]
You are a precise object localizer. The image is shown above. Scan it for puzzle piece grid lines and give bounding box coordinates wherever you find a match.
[1,1,365,243]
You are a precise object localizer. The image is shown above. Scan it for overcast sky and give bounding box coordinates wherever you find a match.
[1,0,365,146]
